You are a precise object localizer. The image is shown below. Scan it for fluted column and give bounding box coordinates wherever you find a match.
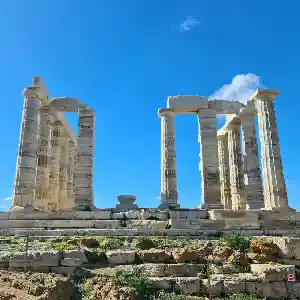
[239,108,264,209]
[158,108,179,209]
[197,109,222,209]
[217,132,231,209]
[12,87,41,211]
[58,130,69,211]
[251,90,288,210]
[227,117,246,210]
[75,108,95,210]
[48,120,62,211]
[35,106,52,211]
[67,139,76,210]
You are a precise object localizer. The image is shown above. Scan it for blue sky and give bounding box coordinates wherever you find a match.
[0,0,299,211]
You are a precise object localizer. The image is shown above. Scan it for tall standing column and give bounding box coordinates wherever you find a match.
[251,90,289,210]
[58,130,69,211]
[239,108,264,209]
[197,109,222,209]
[48,120,62,211]
[67,139,76,210]
[227,117,246,210]
[75,108,95,210]
[35,106,52,211]
[158,108,179,208]
[217,132,232,209]
[12,87,41,211]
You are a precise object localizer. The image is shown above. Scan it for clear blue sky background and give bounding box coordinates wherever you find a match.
[0,0,299,211]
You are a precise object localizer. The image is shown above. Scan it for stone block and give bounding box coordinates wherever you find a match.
[273,237,300,259]
[268,281,288,298]
[93,220,120,229]
[139,250,172,263]
[127,220,168,230]
[224,218,260,230]
[223,279,246,294]
[208,100,244,115]
[190,220,225,230]
[140,210,170,221]
[139,264,166,277]
[61,250,87,267]
[0,252,12,268]
[245,282,271,298]
[168,219,190,229]
[250,264,295,281]
[51,266,77,275]
[9,253,29,268]
[106,250,136,265]
[174,277,201,295]
[149,277,173,290]
[169,210,208,220]
[201,279,223,297]
[167,96,208,113]
[0,213,9,220]
[287,282,300,298]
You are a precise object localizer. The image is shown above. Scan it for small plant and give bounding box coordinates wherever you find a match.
[114,269,154,300]
[99,237,125,250]
[219,232,250,251]
[132,237,157,250]
[80,237,100,248]
[84,250,107,264]
[215,293,263,300]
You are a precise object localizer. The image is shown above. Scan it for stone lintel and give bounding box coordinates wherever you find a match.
[49,97,87,112]
[167,96,208,113]
[250,89,280,102]
[218,116,241,135]
[208,100,245,114]
[209,209,259,221]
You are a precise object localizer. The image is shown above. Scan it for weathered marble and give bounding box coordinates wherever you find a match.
[251,90,289,211]
[217,133,232,209]
[197,109,222,209]
[59,129,69,210]
[35,107,52,211]
[75,108,95,210]
[116,195,138,211]
[227,117,246,210]
[12,87,41,211]
[48,121,63,211]
[239,108,264,209]
[158,108,179,208]
[67,139,76,210]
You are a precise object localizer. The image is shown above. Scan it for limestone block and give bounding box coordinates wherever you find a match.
[139,250,172,263]
[223,279,246,294]
[268,281,288,298]
[245,282,271,298]
[164,264,204,277]
[190,220,225,230]
[127,220,168,230]
[140,211,170,221]
[201,279,223,297]
[174,277,201,295]
[0,252,12,268]
[167,95,208,113]
[287,282,300,298]
[224,218,260,230]
[139,264,166,277]
[250,264,295,281]
[51,266,77,275]
[273,237,300,259]
[169,210,208,220]
[208,100,244,115]
[49,97,87,112]
[74,210,112,220]
[106,250,136,265]
[149,277,173,290]
[168,219,190,229]
[0,213,9,220]
[61,250,88,267]
[93,220,120,229]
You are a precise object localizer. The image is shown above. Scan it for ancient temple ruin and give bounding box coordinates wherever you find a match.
[11,77,95,212]
[158,91,290,212]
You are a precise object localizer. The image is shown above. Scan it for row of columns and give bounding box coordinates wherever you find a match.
[159,90,289,211]
[12,87,95,212]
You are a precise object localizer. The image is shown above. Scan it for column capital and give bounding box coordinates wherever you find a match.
[158,108,176,118]
[250,89,279,102]
[226,116,241,129]
[22,87,43,100]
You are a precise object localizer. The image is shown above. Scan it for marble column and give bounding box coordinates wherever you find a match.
[251,90,288,210]
[239,108,264,209]
[227,117,246,210]
[75,108,95,210]
[67,139,76,210]
[12,87,41,211]
[58,130,69,211]
[158,108,179,208]
[48,120,62,211]
[217,132,232,209]
[197,109,222,209]
[35,106,52,211]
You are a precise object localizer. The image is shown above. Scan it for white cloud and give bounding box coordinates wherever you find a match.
[3,196,12,201]
[179,16,200,32]
[209,73,264,104]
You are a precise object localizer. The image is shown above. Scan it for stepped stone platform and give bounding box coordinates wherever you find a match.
[1,209,300,237]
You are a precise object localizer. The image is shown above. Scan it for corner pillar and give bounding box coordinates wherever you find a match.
[75,108,95,210]
[251,90,289,210]
[158,108,179,209]
[12,87,41,211]
[227,118,246,210]
[197,109,222,209]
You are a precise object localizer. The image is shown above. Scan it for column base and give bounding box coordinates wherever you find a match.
[158,202,180,209]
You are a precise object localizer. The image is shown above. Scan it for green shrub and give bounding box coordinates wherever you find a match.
[99,237,125,250]
[84,250,107,264]
[80,238,100,248]
[132,237,157,250]
[219,232,250,251]
[114,269,154,299]
[153,291,202,300]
